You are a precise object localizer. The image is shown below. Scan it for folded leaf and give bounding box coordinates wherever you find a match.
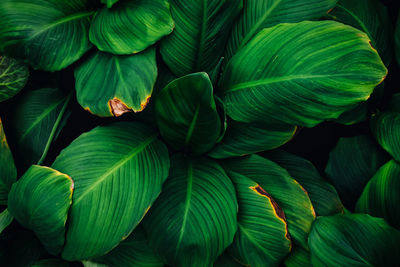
[224,0,338,61]
[227,169,291,266]
[90,0,174,55]
[155,73,222,155]
[0,56,29,102]
[143,155,238,267]
[0,0,95,71]
[325,135,389,210]
[357,160,400,229]
[0,118,16,205]
[309,214,400,266]
[52,122,170,260]
[222,155,315,250]
[328,0,393,66]
[371,112,400,162]
[266,150,343,216]
[220,20,387,127]
[209,120,296,159]
[8,165,73,255]
[160,0,242,76]
[75,49,157,117]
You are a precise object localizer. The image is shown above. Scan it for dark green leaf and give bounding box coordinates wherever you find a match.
[220,20,387,127]
[143,155,238,267]
[284,246,311,267]
[75,49,157,117]
[0,56,29,102]
[90,0,174,55]
[371,112,400,162]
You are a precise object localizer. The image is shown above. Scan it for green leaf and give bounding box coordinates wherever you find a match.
[143,155,238,267]
[328,0,393,66]
[0,118,17,205]
[284,246,311,267]
[224,0,338,62]
[0,0,95,71]
[5,88,71,168]
[101,0,118,8]
[331,101,368,125]
[325,135,389,210]
[90,0,174,55]
[155,73,222,155]
[0,209,13,234]
[160,0,242,76]
[220,20,387,127]
[309,214,400,266]
[209,120,296,159]
[94,226,163,267]
[227,169,291,266]
[266,150,344,216]
[8,165,73,255]
[52,122,170,260]
[0,56,29,102]
[371,112,400,162]
[222,155,315,250]
[75,49,157,117]
[356,160,400,229]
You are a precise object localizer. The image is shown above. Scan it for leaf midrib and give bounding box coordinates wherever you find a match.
[73,134,158,205]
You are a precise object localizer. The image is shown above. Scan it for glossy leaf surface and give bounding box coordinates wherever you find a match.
[0,0,94,71]
[155,73,222,155]
[52,122,170,260]
[90,0,174,55]
[75,49,157,117]
[144,155,237,267]
[220,21,387,127]
[160,0,242,76]
[0,56,29,102]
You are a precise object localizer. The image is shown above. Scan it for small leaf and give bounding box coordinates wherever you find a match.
[0,55,29,102]
[371,112,400,162]
[143,155,238,267]
[90,0,174,55]
[75,49,157,117]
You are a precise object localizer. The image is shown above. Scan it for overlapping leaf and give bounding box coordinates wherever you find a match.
[222,155,315,250]
[0,56,29,102]
[227,170,291,266]
[357,160,400,229]
[309,214,400,266]
[285,246,311,267]
[8,165,73,255]
[0,209,13,234]
[220,21,387,127]
[224,0,338,61]
[371,112,400,162]
[155,73,222,155]
[143,155,238,267]
[90,0,174,55]
[0,118,16,205]
[52,122,170,260]
[0,0,95,71]
[160,0,242,76]
[75,49,157,117]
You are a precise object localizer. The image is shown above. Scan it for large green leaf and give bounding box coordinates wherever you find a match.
[219,20,387,127]
[308,214,400,266]
[371,112,400,162]
[160,0,242,76]
[325,135,389,210]
[6,88,71,168]
[75,49,157,117]
[266,150,343,216]
[155,73,222,155]
[94,226,163,267]
[222,155,315,250]
[227,169,291,266]
[143,155,238,267]
[0,56,29,102]
[0,118,17,205]
[356,160,400,229]
[0,209,13,234]
[284,246,311,267]
[209,120,296,159]
[0,0,95,71]
[90,0,174,55]
[8,165,73,255]
[328,0,393,66]
[52,122,170,260]
[224,0,338,62]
